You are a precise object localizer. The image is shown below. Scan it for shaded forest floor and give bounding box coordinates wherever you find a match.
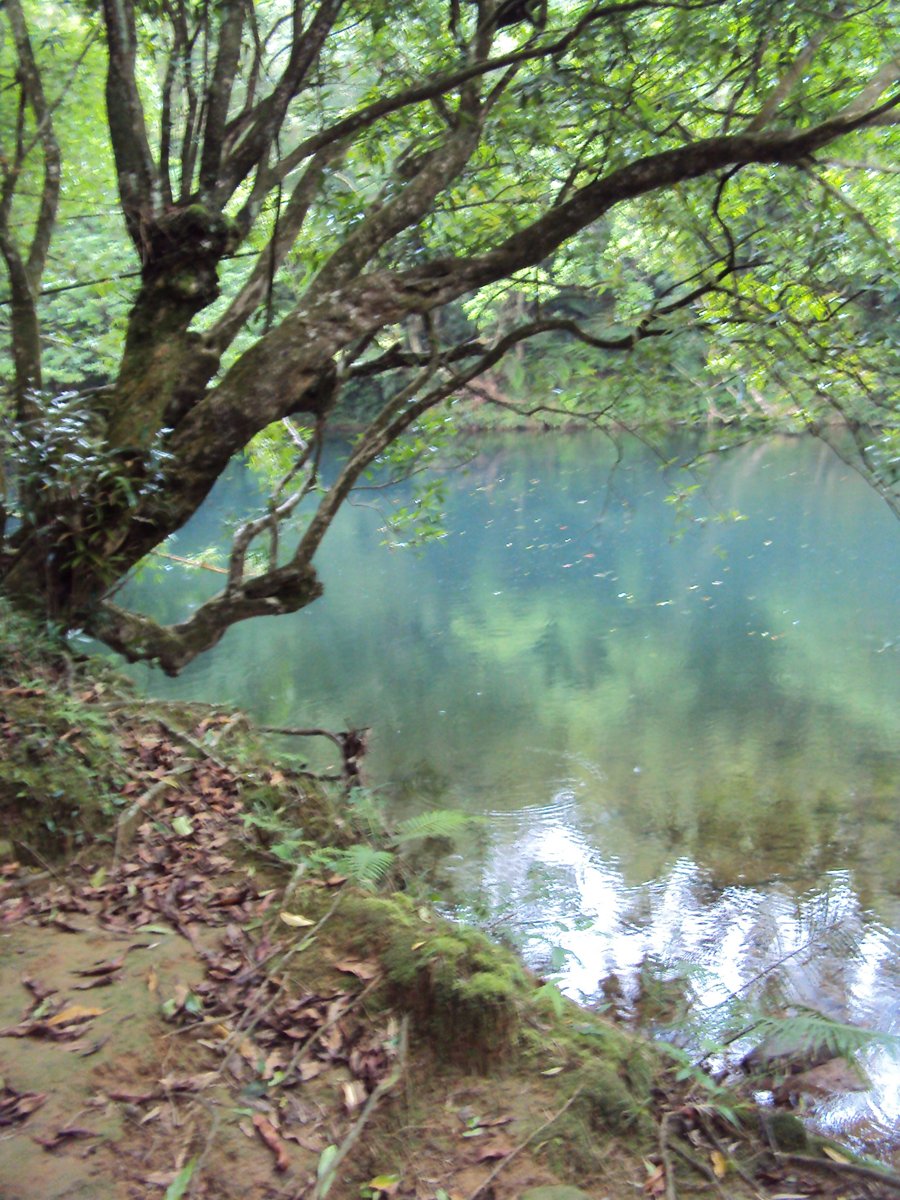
[2,610,899,1200]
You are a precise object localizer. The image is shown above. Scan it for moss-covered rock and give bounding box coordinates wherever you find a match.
[762,1110,809,1152]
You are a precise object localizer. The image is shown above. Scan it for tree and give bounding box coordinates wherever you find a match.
[1,0,897,674]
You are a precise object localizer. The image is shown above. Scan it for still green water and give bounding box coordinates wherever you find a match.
[122,433,899,1150]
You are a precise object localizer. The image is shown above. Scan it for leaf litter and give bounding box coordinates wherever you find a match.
[2,715,897,1199]
[0,723,404,1196]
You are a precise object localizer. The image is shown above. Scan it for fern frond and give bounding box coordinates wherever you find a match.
[331,844,394,888]
[747,1008,900,1067]
[394,810,477,843]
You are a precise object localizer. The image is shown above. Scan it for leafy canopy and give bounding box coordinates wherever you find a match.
[0,0,897,671]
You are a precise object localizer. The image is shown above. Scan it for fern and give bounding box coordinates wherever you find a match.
[394,809,476,843]
[745,1008,900,1067]
[330,844,395,889]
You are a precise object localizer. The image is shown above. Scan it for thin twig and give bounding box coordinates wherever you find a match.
[695,1109,759,1195]
[465,1086,585,1200]
[669,1141,729,1200]
[659,1112,678,1200]
[153,717,233,772]
[221,889,346,1057]
[113,763,193,868]
[278,975,381,1085]
[11,840,62,880]
[312,1016,409,1200]
[150,550,228,574]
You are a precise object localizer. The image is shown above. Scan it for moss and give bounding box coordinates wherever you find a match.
[327,897,532,1070]
[0,601,128,855]
[571,1059,651,1134]
[763,1110,809,1152]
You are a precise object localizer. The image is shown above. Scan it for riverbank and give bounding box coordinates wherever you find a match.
[2,605,899,1200]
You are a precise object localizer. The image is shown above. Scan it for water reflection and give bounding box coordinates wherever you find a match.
[121,432,899,1152]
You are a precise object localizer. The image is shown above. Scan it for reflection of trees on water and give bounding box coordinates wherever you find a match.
[456,811,900,1142]
[123,434,899,1139]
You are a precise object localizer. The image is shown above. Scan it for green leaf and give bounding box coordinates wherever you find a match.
[317,1144,340,1197]
[164,1157,198,1200]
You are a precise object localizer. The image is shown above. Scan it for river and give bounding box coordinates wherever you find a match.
[120,431,900,1155]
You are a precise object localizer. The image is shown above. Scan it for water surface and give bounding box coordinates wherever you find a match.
[122,433,900,1153]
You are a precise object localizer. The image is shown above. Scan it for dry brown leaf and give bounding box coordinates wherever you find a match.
[46,1005,107,1026]
[342,1080,367,1114]
[333,959,380,981]
[643,1163,666,1196]
[0,1085,47,1126]
[473,1141,512,1162]
[252,1114,290,1172]
[33,1127,97,1150]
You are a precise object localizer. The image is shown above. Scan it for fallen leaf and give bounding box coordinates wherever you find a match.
[643,1163,666,1197]
[46,1005,107,1026]
[253,1114,290,1172]
[342,1080,367,1114]
[0,1084,47,1126]
[333,959,380,981]
[473,1142,511,1162]
[367,1174,400,1192]
[33,1127,98,1150]
[710,1149,728,1178]
[279,912,315,928]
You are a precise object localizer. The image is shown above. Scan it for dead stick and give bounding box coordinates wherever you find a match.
[113,764,193,868]
[780,1152,900,1192]
[153,716,233,772]
[695,1109,759,1195]
[151,550,228,574]
[466,1086,585,1200]
[659,1112,678,1200]
[312,1017,409,1200]
[279,976,381,1084]
[221,890,346,1057]
[669,1141,729,1200]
